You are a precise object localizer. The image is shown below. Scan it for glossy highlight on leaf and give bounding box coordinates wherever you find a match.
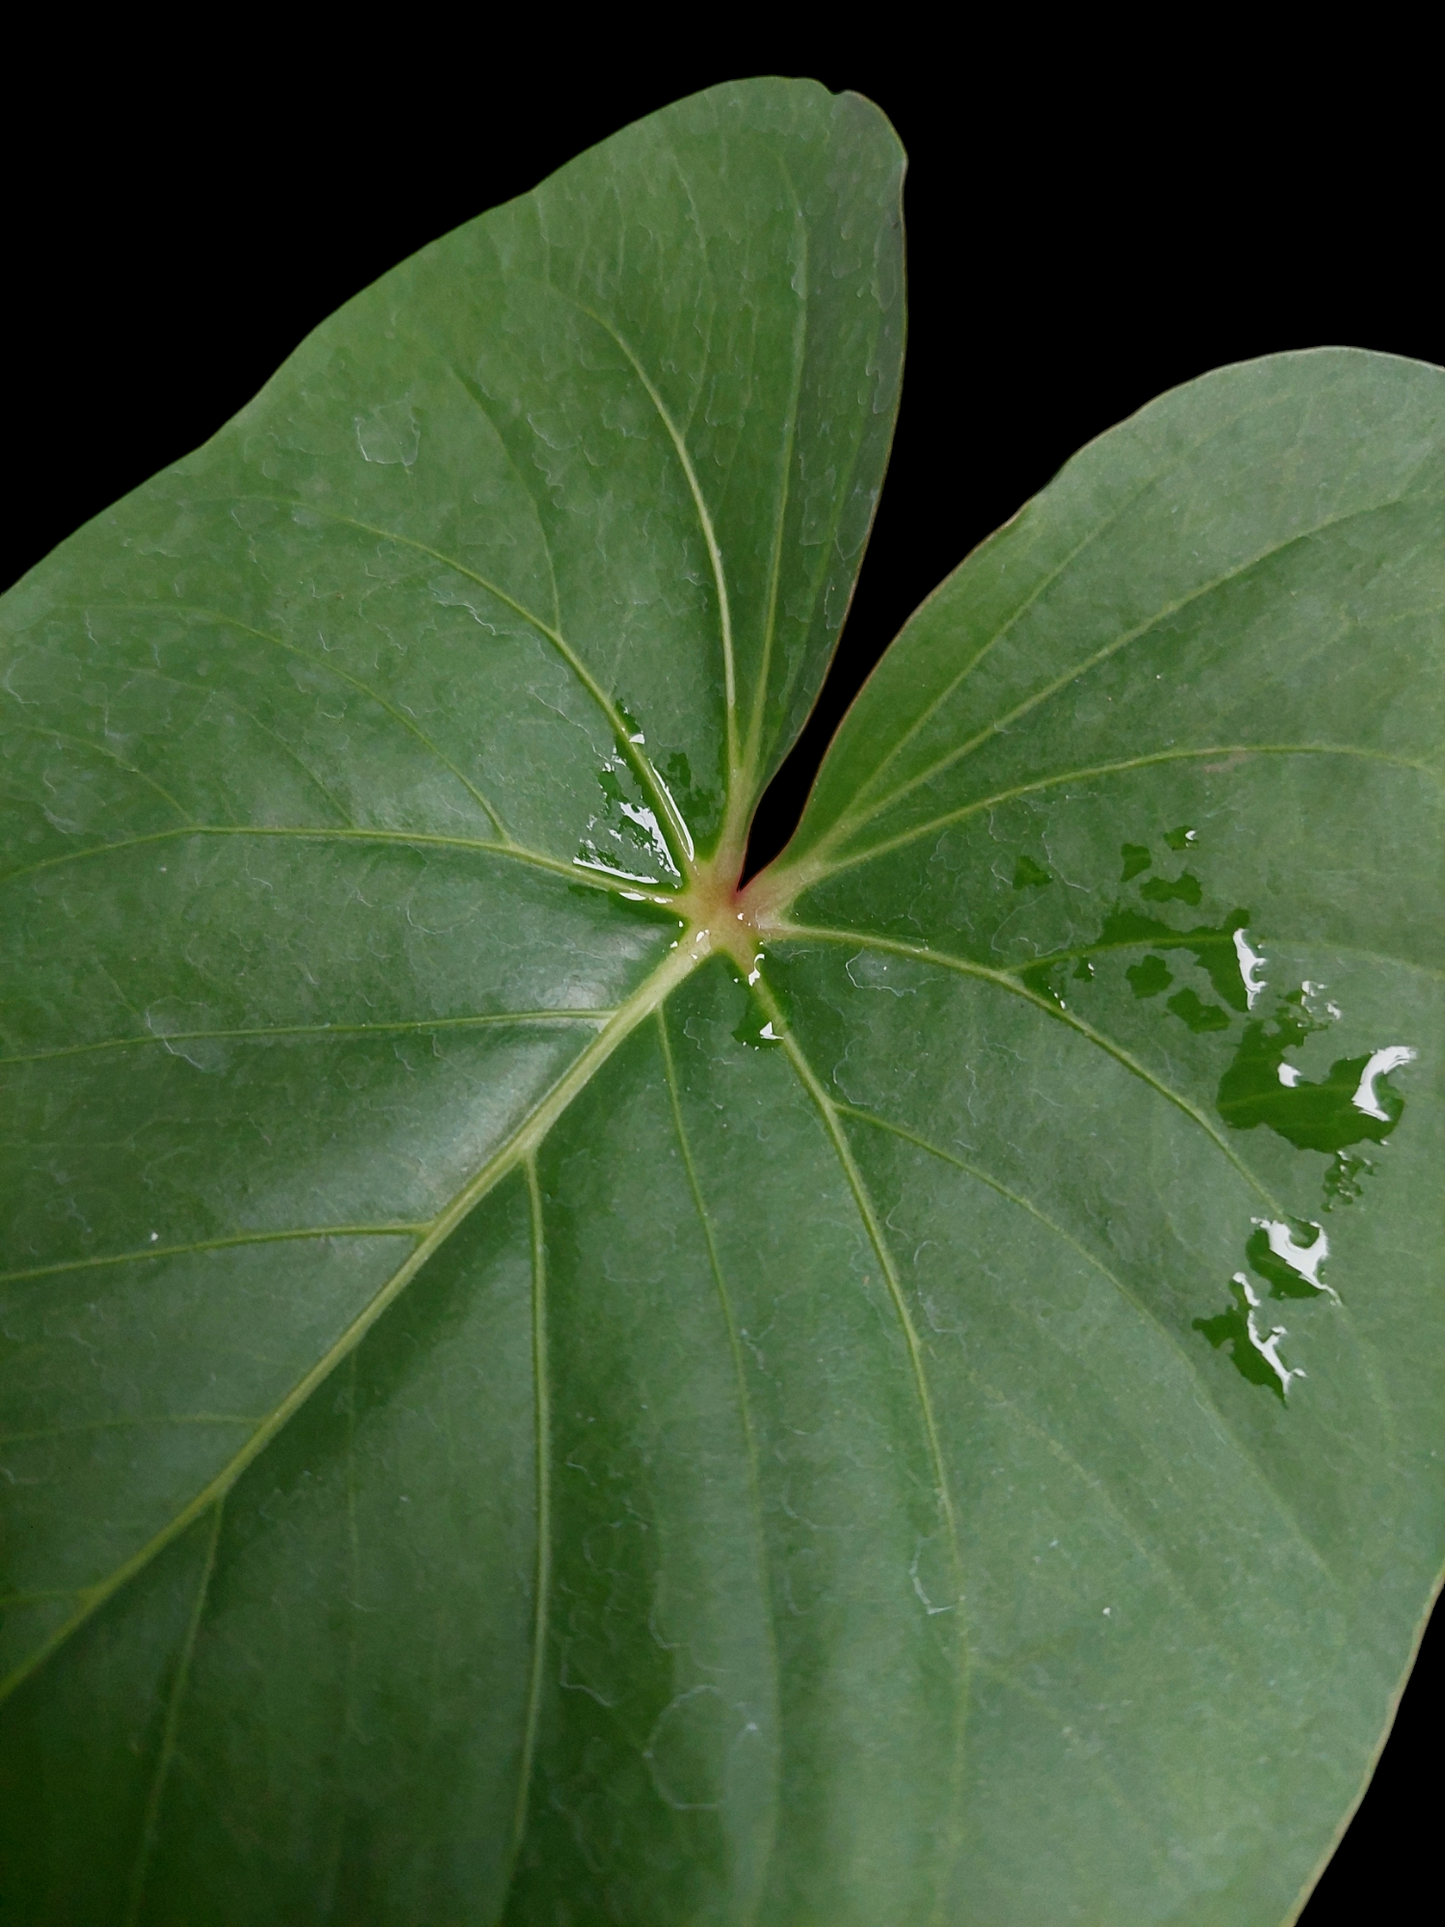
[1,76,1443,1927]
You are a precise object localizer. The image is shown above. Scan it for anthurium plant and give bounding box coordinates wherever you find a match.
[2,77,1440,1927]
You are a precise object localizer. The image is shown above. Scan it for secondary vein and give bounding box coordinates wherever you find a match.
[97,599,514,840]
[777,924,1280,1212]
[1,715,190,820]
[0,1010,614,1072]
[794,742,1443,888]
[0,1225,426,1285]
[828,387,1274,824]
[122,1500,223,1927]
[0,823,646,898]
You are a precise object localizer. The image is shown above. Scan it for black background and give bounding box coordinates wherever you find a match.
[5,49,1436,1921]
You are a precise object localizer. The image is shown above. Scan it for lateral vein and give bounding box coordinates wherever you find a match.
[0,716,190,820]
[798,742,1442,886]
[0,1226,426,1285]
[1,1010,615,1071]
[777,924,1281,1212]
[0,823,655,898]
[657,1007,781,1925]
[92,600,514,840]
[122,1501,223,1927]
[828,389,1275,824]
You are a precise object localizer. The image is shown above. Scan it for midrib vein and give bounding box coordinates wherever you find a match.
[766,300,889,755]
[0,938,704,1705]
[764,987,969,1923]
[657,1008,780,1927]
[741,165,808,804]
[561,297,740,785]
[502,1157,552,1904]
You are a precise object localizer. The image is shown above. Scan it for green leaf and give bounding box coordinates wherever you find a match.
[1,78,1441,1927]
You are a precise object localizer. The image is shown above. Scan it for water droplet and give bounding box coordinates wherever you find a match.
[731,988,785,1050]
[644,1686,737,1811]
[1194,1274,1305,1400]
[1126,955,1173,1000]
[1167,987,1230,1033]
[1218,993,1414,1155]
[577,753,683,882]
[354,400,420,467]
[1119,843,1152,882]
[1140,870,1203,906]
[910,1536,957,1615]
[1353,1046,1418,1121]
[573,853,661,885]
[1232,930,1267,1009]
[1048,903,1256,1013]
[1248,1218,1336,1301]
[846,951,921,996]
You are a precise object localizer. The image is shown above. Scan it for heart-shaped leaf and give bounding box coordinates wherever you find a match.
[2,78,1441,1926]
